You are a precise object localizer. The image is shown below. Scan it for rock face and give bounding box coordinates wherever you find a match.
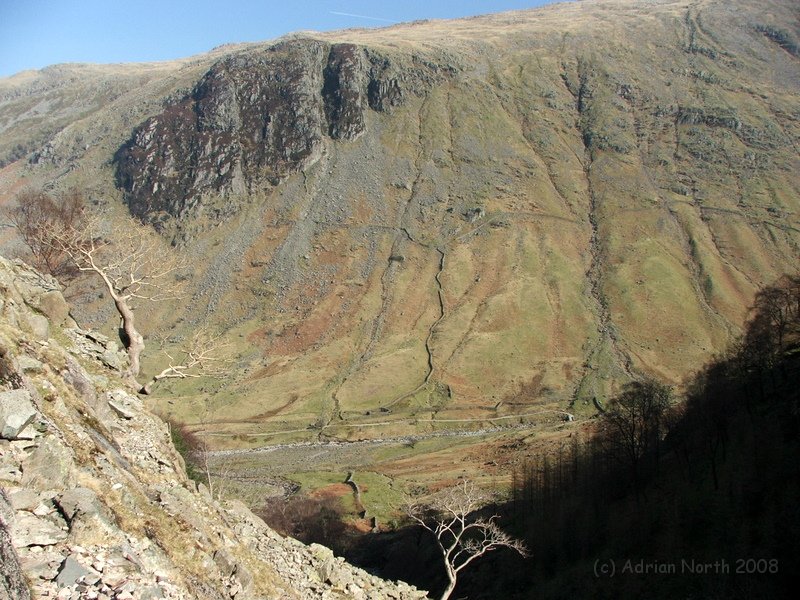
[0,490,32,600]
[0,255,428,599]
[115,39,451,229]
[0,389,37,439]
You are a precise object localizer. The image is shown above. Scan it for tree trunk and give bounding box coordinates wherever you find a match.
[439,570,457,600]
[114,296,144,379]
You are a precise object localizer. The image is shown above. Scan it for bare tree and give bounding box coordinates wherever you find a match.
[406,480,528,600]
[599,379,672,500]
[7,189,232,396]
[745,274,800,371]
[140,329,230,394]
[189,430,231,501]
[5,188,85,277]
[50,214,185,383]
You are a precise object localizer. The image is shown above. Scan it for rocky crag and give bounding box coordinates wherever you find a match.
[115,40,452,232]
[0,255,427,599]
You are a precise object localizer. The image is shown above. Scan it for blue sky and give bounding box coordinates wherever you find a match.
[0,1,563,78]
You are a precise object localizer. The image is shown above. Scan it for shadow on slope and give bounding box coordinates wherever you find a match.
[338,273,800,599]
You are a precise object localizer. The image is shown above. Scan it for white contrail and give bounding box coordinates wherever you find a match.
[329,11,398,24]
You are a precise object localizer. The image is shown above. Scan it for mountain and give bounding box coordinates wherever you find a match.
[0,0,798,488]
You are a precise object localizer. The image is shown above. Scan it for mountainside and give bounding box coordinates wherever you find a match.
[0,0,799,457]
[0,255,428,599]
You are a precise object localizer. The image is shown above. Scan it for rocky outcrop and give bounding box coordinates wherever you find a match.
[0,389,37,439]
[322,44,367,140]
[0,255,428,599]
[114,39,452,231]
[0,490,31,600]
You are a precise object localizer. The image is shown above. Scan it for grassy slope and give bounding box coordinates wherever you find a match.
[0,1,798,499]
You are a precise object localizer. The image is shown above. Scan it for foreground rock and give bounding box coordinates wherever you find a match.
[0,389,37,439]
[0,255,428,600]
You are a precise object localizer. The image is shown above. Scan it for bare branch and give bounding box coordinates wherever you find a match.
[405,480,528,600]
[51,215,186,304]
[140,329,231,394]
[4,187,86,277]
[46,211,188,381]
[7,187,206,393]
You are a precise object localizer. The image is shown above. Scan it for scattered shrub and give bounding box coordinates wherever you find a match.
[258,493,353,555]
[164,416,208,485]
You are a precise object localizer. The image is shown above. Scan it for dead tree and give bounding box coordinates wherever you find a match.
[7,189,229,394]
[51,215,185,382]
[406,480,528,600]
[5,188,85,277]
[140,329,230,395]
